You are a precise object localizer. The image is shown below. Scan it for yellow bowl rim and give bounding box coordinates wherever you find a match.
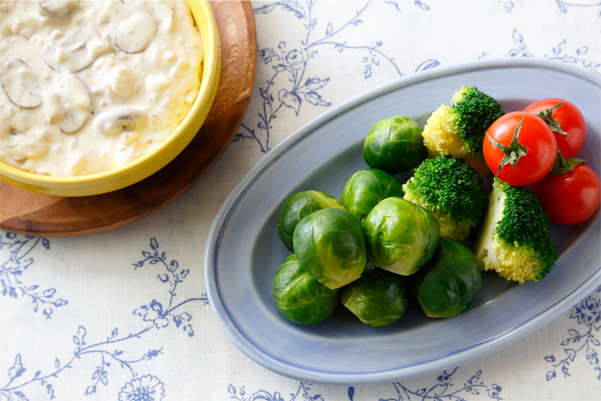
[0,0,219,187]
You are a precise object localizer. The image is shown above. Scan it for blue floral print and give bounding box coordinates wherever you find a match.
[235,0,598,155]
[554,0,601,14]
[132,237,205,337]
[545,38,600,72]
[383,0,429,12]
[0,233,66,319]
[499,0,601,13]
[1,1,600,399]
[228,381,327,401]
[227,368,503,401]
[0,238,206,400]
[500,28,600,73]
[380,369,503,401]
[545,286,601,381]
[233,0,438,153]
[118,375,165,401]
[499,1,515,13]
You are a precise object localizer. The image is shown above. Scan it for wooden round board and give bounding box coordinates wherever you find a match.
[0,1,257,237]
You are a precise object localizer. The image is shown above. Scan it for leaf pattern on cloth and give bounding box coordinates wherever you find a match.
[0,233,65,318]
[545,286,601,381]
[233,0,419,153]
[0,238,206,400]
[227,368,504,401]
[234,0,599,154]
[1,1,600,400]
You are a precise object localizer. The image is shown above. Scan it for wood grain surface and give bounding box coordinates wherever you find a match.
[0,0,257,236]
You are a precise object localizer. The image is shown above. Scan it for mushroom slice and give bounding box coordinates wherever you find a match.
[94,109,149,137]
[114,12,158,54]
[44,27,107,73]
[36,1,78,17]
[1,58,42,109]
[52,73,91,133]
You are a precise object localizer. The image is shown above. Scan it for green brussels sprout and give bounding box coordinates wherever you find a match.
[362,116,428,174]
[341,268,410,327]
[363,197,439,276]
[293,208,367,290]
[277,190,346,252]
[272,255,340,325]
[341,169,404,224]
[415,239,482,318]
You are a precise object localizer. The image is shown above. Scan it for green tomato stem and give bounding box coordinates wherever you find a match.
[486,118,529,177]
[536,101,569,136]
[550,148,585,175]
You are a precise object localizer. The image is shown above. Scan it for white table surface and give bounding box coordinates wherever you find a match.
[1,1,600,400]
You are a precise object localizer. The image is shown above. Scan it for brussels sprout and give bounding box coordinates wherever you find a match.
[341,169,404,224]
[415,239,482,318]
[293,208,367,290]
[362,116,428,174]
[272,255,339,325]
[364,197,439,276]
[341,268,410,327]
[277,190,346,252]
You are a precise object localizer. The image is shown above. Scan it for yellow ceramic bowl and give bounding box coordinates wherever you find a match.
[0,0,221,197]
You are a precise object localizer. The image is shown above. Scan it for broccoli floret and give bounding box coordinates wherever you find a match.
[402,155,488,242]
[473,178,558,284]
[422,86,504,175]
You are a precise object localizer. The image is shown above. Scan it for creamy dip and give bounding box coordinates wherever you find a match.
[0,0,204,176]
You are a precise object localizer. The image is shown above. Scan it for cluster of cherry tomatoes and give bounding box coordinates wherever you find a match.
[483,98,600,225]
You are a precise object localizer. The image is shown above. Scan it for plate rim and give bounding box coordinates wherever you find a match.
[204,58,601,385]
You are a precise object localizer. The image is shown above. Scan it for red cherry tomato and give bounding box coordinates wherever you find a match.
[483,111,557,186]
[532,163,601,225]
[524,98,586,158]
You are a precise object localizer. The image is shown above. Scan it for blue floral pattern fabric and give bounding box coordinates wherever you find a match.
[1,1,600,399]
[1,236,207,400]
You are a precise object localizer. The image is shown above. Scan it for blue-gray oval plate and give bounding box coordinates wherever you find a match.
[204,58,601,385]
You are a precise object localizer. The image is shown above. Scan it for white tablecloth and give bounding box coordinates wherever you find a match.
[2,1,601,400]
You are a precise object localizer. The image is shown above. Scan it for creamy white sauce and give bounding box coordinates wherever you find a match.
[0,0,204,176]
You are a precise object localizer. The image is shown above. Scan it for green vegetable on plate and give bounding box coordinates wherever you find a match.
[362,116,428,174]
[293,208,367,290]
[341,168,404,224]
[421,86,504,175]
[341,268,410,327]
[473,177,558,284]
[363,197,440,276]
[403,155,488,242]
[277,190,346,253]
[272,255,340,325]
[415,239,482,318]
